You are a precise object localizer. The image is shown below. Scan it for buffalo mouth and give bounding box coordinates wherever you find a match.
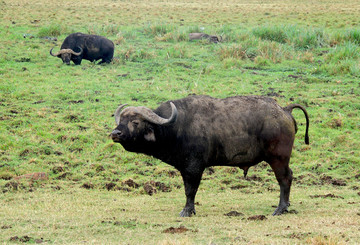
[111,129,121,142]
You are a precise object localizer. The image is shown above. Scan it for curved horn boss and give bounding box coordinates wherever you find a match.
[135,102,178,126]
[114,102,178,126]
[114,104,128,125]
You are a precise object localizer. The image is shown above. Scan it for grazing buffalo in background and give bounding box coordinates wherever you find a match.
[111,95,310,217]
[189,33,222,43]
[50,32,114,65]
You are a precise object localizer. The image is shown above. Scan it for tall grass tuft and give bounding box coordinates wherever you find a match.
[253,25,328,49]
[317,42,360,76]
[86,24,122,36]
[326,41,360,62]
[346,29,360,44]
[37,24,65,37]
[289,27,328,50]
[252,25,287,44]
[218,44,253,61]
[155,30,188,42]
[331,28,360,45]
[257,41,294,63]
[144,22,175,37]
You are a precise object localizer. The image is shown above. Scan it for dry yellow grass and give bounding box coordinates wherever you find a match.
[3,0,360,28]
[1,186,359,244]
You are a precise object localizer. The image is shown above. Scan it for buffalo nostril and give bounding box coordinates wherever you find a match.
[111,129,122,139]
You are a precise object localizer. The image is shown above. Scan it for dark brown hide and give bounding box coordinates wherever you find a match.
[111,95,309,217]
[50,32,114,65]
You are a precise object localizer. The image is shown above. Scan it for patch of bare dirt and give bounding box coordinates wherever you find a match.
[247,215,267,221]
[224,211,244,217]
[287,232,312,239]
[320,175,347,186]
[162,225,189,234]
[310,193,344,199]
[230,184,247,190]
[14,172,48,182]
[246,175,263,182]
[123,179,139,188]
[80,183,94,189]
[167,170,178,177]
[143,181,171,195]
[9,235,46,243]
[105,182,117,191]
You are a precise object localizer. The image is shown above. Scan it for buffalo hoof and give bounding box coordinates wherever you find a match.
[272,206,289,216]
[179,207,196,217]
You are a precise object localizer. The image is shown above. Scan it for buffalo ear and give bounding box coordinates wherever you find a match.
[144,128,156,142]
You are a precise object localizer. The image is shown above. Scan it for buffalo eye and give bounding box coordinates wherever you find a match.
[131,120,140,126]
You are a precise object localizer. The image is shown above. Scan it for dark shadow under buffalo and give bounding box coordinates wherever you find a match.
[50,32,114,65]
[111,95,310,217]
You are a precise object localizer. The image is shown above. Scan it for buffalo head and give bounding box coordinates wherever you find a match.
[50,47,83,65]
[111,103,177,151]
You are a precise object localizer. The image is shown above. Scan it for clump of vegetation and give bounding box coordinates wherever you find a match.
[252,25,287,43]
[37,23,66,37]
[144,22,176,37]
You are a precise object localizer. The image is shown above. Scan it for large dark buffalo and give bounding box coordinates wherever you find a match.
[50,32,114,65]
[111,95,309,217]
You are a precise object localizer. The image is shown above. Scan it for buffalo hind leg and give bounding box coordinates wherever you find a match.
[269,157,292,215]
[179,168,203,217]
[98,58,112,64]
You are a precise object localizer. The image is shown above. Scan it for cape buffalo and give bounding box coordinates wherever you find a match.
[189,33,222,43]
[111,95,310,217]
[50,32,114,65]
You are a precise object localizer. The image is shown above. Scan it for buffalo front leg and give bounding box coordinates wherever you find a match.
[179,168,203,217]
[269,157,293,215]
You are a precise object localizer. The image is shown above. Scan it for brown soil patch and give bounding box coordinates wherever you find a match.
[123,179,139,188]
[310,193,344,199]
[143,181,171,195]
[320,175,347,186]
[247,215,267,221]
[163,225,189,234]
[80,183,94,189]
[224,211,244,217]
[14,172,48,181]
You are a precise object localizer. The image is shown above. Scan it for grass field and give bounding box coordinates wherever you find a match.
[1,0,360,244]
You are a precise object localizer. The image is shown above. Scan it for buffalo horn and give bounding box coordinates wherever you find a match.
[136,102,178,126]
[114,104,128,125]
[50,47,60,57]
[71,47,83,56]
[49,48,82,57]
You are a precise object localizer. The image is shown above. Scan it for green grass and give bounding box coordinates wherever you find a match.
[1,0,360,244]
